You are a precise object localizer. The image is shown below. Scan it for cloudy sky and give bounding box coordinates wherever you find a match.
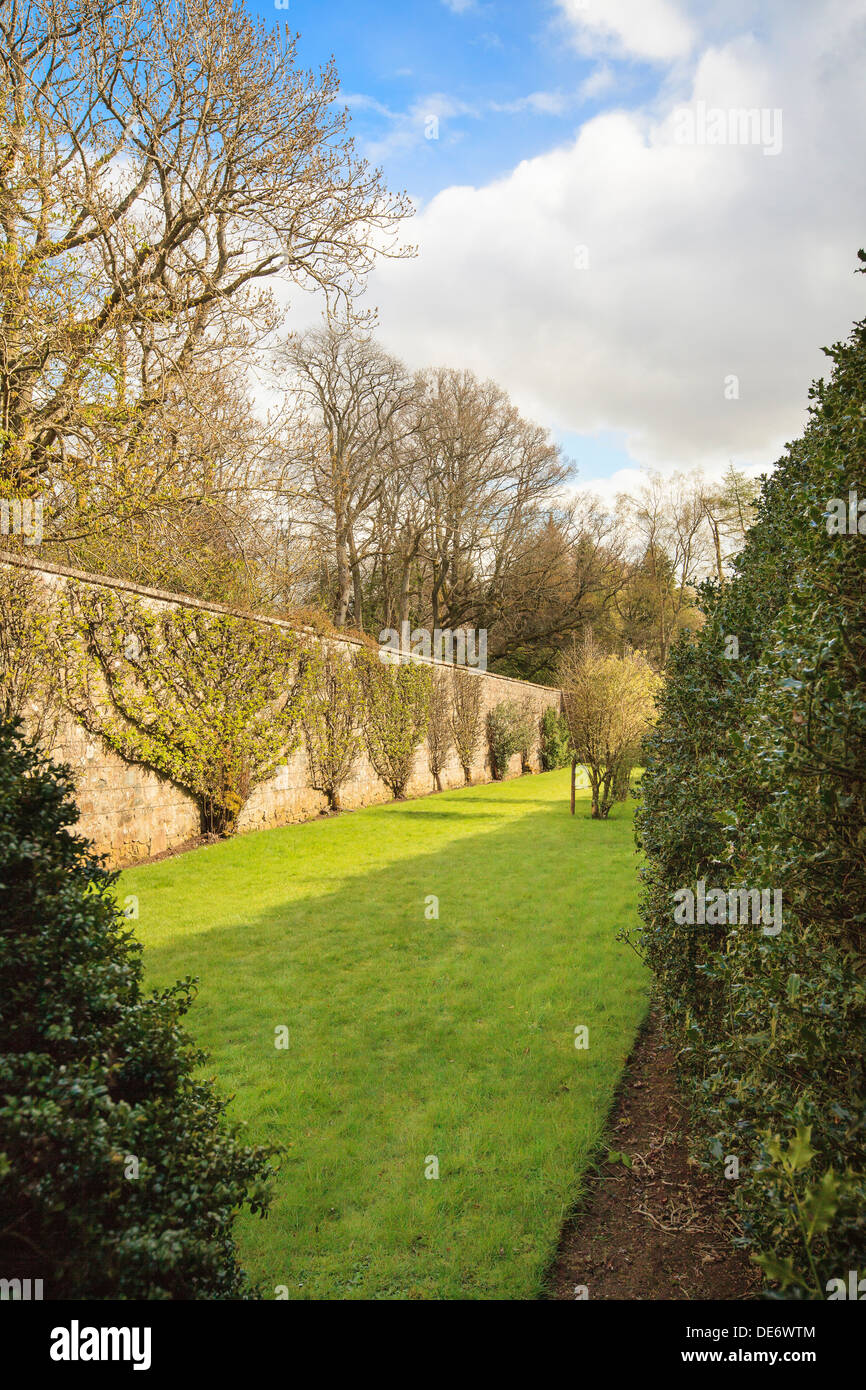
[252,0,866,500]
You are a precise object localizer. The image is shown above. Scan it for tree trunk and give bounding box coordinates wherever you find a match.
[334,527,352,627]
[348,529,364,631]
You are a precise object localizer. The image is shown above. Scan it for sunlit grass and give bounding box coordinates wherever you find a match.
[121,769,649,1300]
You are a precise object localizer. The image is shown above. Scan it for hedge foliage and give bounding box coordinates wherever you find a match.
[0,721,274,1298]
[635,285,866,1297]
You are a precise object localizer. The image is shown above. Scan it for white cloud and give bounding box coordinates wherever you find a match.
[349,93,479,164]
[559,0,696,63]
[490,91,572,116]
[363,1,866,483]
[578,64,617,103]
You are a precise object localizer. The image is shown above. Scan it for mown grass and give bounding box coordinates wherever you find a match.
[120,769,649,1300]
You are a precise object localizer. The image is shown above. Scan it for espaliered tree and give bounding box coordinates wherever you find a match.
[355,648,431,799]
[426,669,454,791]
[450,667,482,784]
[301,646,362,811]
[0,720,273,1298]
[515,698,538,773]
[539,706,571,770]
[634,265,866,1296]
[62,586,311,836]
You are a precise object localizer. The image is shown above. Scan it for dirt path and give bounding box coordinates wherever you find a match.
[546,1009,760,1301]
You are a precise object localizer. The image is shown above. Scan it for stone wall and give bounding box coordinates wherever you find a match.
[3,554,562,866]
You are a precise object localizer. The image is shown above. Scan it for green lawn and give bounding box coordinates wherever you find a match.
[120,769,649,1300]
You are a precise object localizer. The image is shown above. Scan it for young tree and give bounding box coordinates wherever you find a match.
[559,635,660,818]
[301,646,362,811]
[451,666,482,784]
[62,586,311,836]
[355,649,431,799]
[426,669,453,791]
[0,720,273,1298]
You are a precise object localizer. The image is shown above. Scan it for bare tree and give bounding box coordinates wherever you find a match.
[280,322,417,629]
[0,0,412,536]
[410,368,570,632]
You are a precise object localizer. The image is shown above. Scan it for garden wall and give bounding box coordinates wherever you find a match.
[2,553,561,866]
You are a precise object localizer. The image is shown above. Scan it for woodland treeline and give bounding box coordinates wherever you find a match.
[0,0,756,681]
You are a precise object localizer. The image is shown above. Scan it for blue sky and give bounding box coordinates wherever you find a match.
[247,1,866,496]
[251,0,654,210]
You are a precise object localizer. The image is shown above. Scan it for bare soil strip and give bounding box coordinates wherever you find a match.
[546,1009,760,1301]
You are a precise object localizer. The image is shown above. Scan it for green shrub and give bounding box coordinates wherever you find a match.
[635,274,866,1297]
[486,699,523,779]
[539,707,571,770]
[0,721,273,1299]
